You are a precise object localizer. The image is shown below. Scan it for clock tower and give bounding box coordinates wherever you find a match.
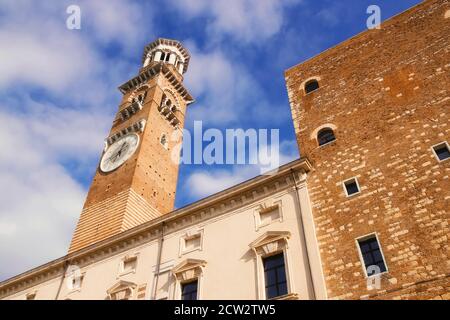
[69,38,194,253]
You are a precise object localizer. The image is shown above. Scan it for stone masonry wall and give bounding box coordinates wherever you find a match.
[285,0,449,299]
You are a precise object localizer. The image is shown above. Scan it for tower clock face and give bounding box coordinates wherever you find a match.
[100,133,140,173]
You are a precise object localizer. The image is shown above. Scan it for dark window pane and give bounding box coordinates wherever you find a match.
[305,80,319,94]
[181,280,198,301]
[263,253,287,299]
[370,241,379,250]
[345,181,359,195]
[377,262,387,273]
[266,285,278,299]
[358,237,387,275]
[278,282,288,296]
[263,255,283,269]
[435,145,450,161]
[363,253,374,265]
[318,129,336,146]
[265,270,277,286]
[277,268,286,283]
[360,243,370,253]
[373,250,383,262]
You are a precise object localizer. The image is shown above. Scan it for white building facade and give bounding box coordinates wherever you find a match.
[0,160,327,300]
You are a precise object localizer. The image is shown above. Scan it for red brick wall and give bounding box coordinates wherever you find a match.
[285,0,449,299]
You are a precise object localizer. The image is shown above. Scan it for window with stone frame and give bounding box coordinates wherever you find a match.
[432,142,450,162]
[181,280,198,301]
[357,235,387,276]
[304,79,319,94]
[250,231,297,300]
[172,259,206,300]
[343,177,361,197]
[263,253,288,299]
[317,128,336,146]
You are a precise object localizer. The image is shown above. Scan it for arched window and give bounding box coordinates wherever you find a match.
[305,79,319,94]
[160,52,166,61]
[317,128,336,146]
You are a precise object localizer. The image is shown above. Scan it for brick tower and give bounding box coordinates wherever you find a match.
[285,0,449,299]
[69,38,194,253]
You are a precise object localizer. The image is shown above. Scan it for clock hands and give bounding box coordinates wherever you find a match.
[108,142,129,163]
[100,134,138,173]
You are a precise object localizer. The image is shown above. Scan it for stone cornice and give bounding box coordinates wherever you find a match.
[118,63,194,104]
[0,158,311,298]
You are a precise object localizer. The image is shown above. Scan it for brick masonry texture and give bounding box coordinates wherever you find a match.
[285,0,449,299]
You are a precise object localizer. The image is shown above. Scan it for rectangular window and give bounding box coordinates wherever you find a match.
[432,142,450,162]
[263,253,288,299]
[180,231,203,255]
[181,280,198,300]
[123,257,137,273]
[259,206,281,226]
[71,274,84,290]
[185,235,201,251]
[357,236,387,276]
[343,178,361,197]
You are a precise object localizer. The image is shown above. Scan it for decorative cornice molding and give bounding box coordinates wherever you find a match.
[172,259,206,282]
[107,280,137,300]
[119,101,143,122]
[118,63,194,104]
[0,158,311,298]
[106,119,146,146]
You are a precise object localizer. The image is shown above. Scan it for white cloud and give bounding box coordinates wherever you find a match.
[0,0,146,104]
[0,98,111,280]
[186,166,256,199]
[0,222,17,237]
[184,45,242,124]
[185,139,299,199]
[78,0,151,50]
[169,0,301,43]
[183,42,289,126]
[0,0,156,281]
[279,139,300,163]
[0,114,72,279]
[0,27,97,93]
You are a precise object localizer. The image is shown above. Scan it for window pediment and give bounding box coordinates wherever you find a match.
[107,280,137,300]
[172,259,206,282]
[250,231,291,256]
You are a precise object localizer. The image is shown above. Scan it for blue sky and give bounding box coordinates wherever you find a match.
[0,0,421,281]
